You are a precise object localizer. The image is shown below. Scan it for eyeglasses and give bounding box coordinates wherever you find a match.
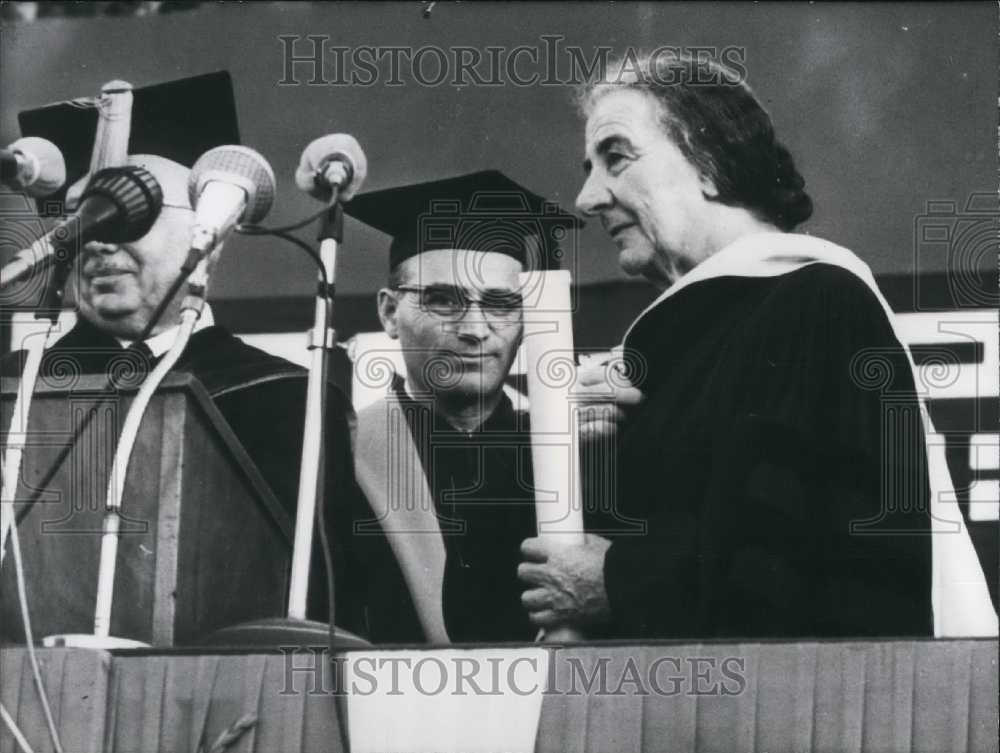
[392,285,523,321]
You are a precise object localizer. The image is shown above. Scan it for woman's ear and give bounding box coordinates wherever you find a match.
[377,288,400,339]
[699,172,720,200]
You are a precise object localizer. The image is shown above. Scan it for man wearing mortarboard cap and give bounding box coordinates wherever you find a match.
[0,73,365,642]
[343,171,581,643]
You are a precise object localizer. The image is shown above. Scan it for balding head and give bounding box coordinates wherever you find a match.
[127,154,192,209]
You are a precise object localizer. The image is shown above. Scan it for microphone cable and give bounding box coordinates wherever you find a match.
[235,204,329,236]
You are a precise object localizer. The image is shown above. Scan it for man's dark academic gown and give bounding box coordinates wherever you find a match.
[0,318,363,631]
[604,262,936,639]
[349,381,537,644]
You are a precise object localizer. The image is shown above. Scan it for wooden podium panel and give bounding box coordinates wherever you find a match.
[1,640,996,753]
[0,646,110,753]
[1,373,293,646]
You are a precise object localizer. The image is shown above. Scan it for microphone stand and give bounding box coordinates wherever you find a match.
[1,247,67,565]
[287,201,339,620]
[0,250,70,753]
[292,200,357,753]
[4,77,135,561]
[200,201,366,651]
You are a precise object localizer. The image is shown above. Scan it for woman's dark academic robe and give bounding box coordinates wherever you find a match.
[604,263,935,639]
[0,318,363,630]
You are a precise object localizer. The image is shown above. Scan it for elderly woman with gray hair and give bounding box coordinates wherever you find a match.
[517,51,996,640]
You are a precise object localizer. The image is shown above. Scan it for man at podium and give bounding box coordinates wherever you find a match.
[1,75,364,643]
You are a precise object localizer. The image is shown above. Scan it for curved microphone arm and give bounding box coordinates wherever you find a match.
[92,305,200,640]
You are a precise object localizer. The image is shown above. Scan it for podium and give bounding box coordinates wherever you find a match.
[0,373,293,646]
[1,640,997,753]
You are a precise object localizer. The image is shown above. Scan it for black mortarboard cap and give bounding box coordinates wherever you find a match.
[343,170,583,271]
[18,71,239,215]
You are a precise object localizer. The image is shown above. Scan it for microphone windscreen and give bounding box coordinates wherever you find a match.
[83,165,164,243]
[189,145,276,224]
[295,134,368,202]
[9,136,66,197]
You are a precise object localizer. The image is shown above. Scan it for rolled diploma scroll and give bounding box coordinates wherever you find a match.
[518,269,585,642]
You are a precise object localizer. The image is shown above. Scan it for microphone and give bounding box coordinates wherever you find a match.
[0,165,162,288]
[187,145,276,256]
[0,137,67,197]
[294,134,367,202]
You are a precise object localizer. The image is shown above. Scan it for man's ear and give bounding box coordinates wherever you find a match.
[377,288,400,339]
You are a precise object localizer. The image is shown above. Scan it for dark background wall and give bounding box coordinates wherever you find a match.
[1,1,997,308]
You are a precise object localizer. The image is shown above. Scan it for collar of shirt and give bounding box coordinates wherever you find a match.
[397,378,515,435]
[115,304,215,358]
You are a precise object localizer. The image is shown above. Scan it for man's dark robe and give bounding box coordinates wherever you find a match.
[1,318,363,632]
[604,263,935,639]
[349,382,537,643]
